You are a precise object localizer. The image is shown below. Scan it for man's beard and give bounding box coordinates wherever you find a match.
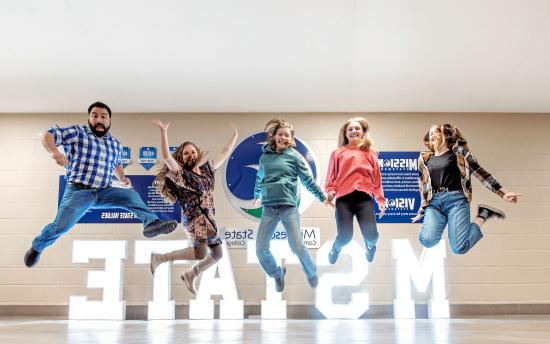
[88,120,110,137]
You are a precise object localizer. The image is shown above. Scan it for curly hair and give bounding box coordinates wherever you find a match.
[338,117,373,151]
[423,123,467,152]
[154,141,207,204]
[264,117,296,149]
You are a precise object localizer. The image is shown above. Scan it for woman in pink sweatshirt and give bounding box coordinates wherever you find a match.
[325,117,387,263]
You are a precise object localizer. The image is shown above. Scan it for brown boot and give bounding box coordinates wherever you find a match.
[180,256,218,294]
[181,269,197,294]
[150,253,166,275]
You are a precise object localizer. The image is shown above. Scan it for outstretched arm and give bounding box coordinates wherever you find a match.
[40,131,68,167]
[294,151,328,204]
[213,124,238,170]
[152,120,180,172]
[461,147,521,203]
[324,150,338,202]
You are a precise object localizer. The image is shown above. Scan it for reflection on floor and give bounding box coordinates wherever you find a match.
[0,317,549,343]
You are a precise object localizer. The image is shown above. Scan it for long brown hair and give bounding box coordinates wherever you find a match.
[338,117,373,151]
[423,123,467,152]
[264,117,296,149]
[154,141,207,204]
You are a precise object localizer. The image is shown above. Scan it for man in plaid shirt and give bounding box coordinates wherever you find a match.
[24,102,178,267]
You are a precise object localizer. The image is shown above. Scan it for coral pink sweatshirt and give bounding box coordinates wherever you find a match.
[325,146,386,205]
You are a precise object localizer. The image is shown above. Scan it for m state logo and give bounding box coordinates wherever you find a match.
[222,132,320,222]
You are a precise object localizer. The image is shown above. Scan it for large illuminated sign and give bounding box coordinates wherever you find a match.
[69,239,449,319]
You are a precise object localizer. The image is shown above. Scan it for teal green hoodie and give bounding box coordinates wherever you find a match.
[253,144,326,206]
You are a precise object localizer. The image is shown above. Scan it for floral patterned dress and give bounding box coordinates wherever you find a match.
[165,160,222,247]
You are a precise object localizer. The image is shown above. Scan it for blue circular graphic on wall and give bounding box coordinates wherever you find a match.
[222,132,319,222]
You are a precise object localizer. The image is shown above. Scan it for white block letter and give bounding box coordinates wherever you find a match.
[392,239,449,319]
[135,240,189,320]
[315,241,369,319]
[69,241,127,320]
[247,240,302,319]
[189,242,243,319]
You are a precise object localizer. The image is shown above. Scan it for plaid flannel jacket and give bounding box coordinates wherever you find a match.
[417,140,505,218]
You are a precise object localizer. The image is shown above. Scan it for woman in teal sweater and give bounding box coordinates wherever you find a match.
[253,118,333,292]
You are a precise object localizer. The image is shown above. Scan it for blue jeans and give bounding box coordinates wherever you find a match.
[255,205,317,279]
[32,183,159,252]
[419,191,483,255]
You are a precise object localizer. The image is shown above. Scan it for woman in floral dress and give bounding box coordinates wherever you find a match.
[150,120,238,294]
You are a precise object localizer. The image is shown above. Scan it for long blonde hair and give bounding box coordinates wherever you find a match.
[264,117,296,149]
[154,141,207,204]
[338,117,373,151]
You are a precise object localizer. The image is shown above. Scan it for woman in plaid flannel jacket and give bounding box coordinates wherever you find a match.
[412,124,520,254]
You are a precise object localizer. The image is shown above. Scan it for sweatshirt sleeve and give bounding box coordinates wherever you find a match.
[417,154,429,217]
[324,150,338,195]
[47,124,80,146]
[253,158,265,200]
[294,150,326,202]
[370,150,386,205]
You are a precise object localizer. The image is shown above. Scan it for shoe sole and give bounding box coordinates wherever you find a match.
[143,221,178,238]
[478,204,506,220]
[275,267,286,292]
[24,249,41,268]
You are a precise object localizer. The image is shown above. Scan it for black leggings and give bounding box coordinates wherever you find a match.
[333,190,379,251]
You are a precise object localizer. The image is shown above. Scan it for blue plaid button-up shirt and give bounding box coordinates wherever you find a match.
[48,125,123,188]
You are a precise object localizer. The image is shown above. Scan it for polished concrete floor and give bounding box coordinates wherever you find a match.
[0,317,549,343]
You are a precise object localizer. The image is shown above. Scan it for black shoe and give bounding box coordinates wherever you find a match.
[143,220,178,238]
[328,247,340,265]
[366,245,376,263]
[477,204,506,221]
[24,247,41,267]
[275,267,286,292]
[307,274,319,288]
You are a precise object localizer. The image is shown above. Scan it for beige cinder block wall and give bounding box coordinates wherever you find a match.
[1,113,549,309]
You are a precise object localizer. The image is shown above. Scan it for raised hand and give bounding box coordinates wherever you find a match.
[152,120,170,132]
[230,123,238,136]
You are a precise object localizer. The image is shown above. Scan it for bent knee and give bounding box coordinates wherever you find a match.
[209,245,223,261]
[450,245,469,255]
[193,246,208,260]
[419,235,440,248]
